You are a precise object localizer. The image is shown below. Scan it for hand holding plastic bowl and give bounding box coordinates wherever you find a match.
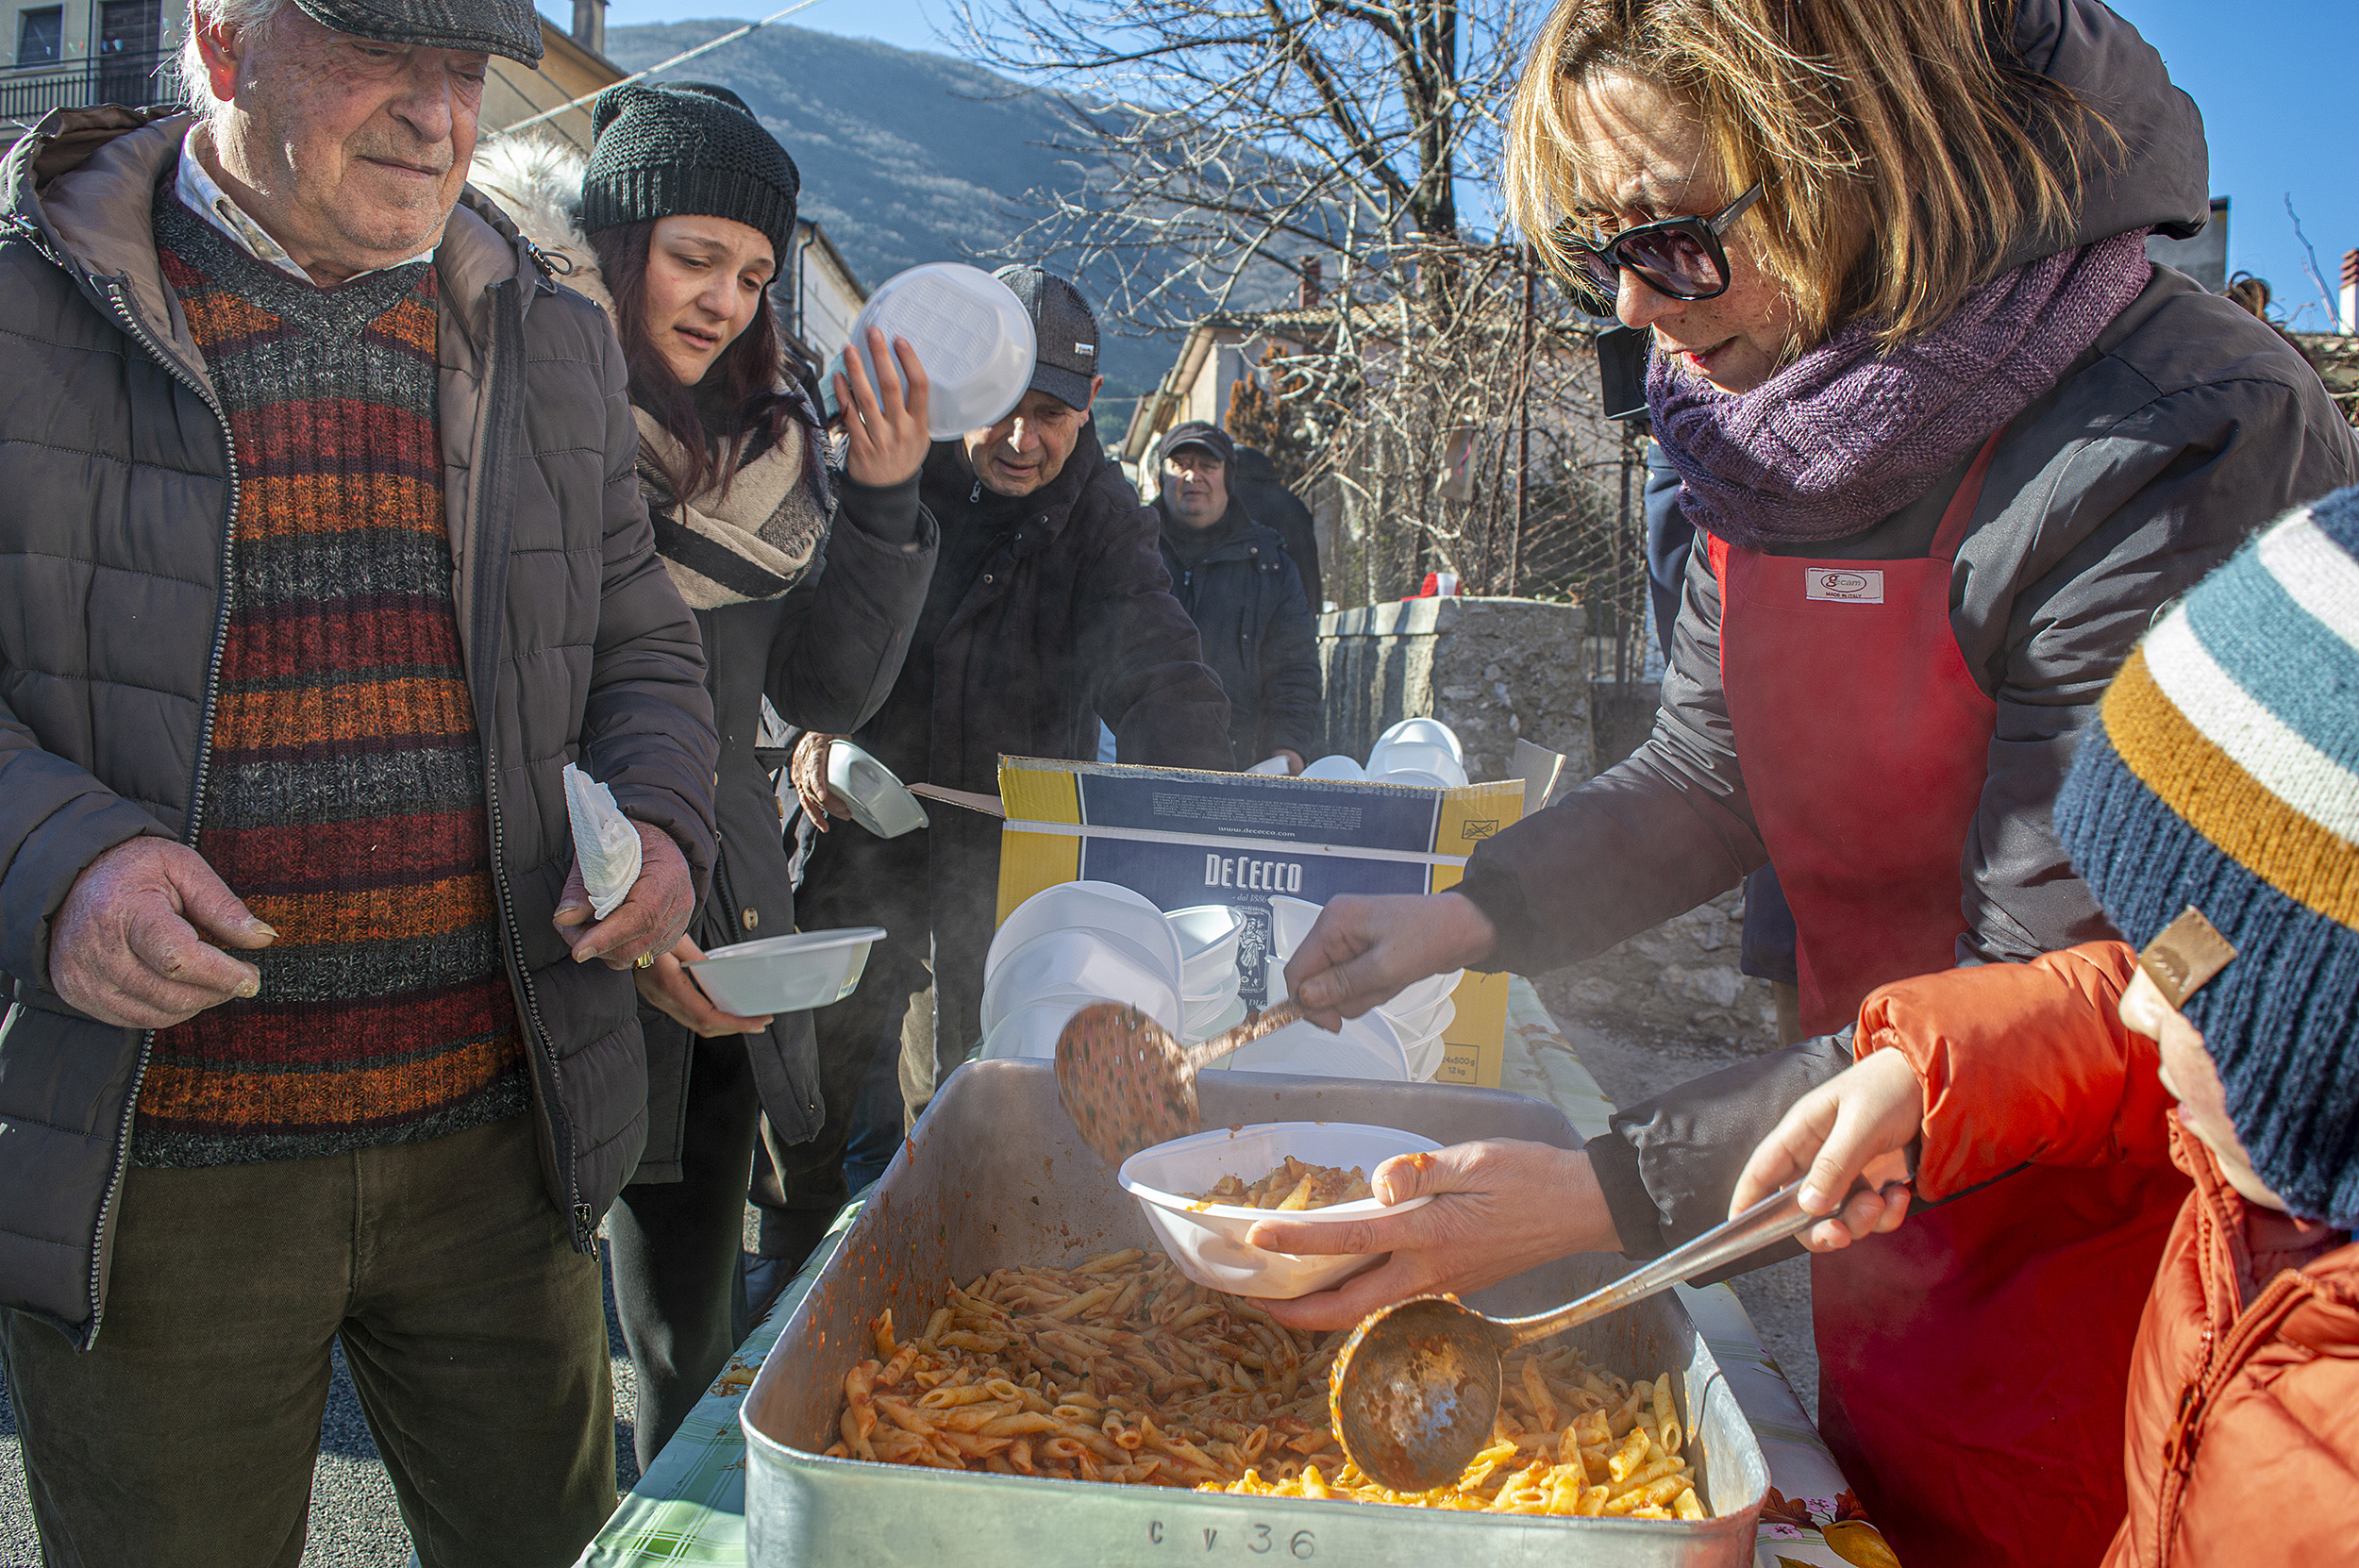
[822,263,1037,440]
[1120,1121,1444,1297]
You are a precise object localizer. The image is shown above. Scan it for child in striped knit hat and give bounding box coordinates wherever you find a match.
[1731,485,2359,1565]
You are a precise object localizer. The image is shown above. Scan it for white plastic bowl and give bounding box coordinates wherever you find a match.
[1245,755,1293,776]
[826,739,928,839]
[1266,894,1323,962]
[1378,716,1464,762]
[979,928,1182,1034]
[979,996,1098,1059]
[986,882,1183,988]
[1401,1030,1448,1082]
[1371,767,1457,790]
[1167,904,1244,996]
[1182,992,1246,1042]
[1119,1121,1444,1297]
[1380,993,1456,1044]
[1369,741,1469,787]
[1213,1011,1411,1082]
[684,927,883,1015]
[1385,968,1465,1018]
[840,263,1036,440]
[1298,754,1365,782]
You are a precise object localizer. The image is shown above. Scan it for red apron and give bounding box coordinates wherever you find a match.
[1709,436,2188,1568]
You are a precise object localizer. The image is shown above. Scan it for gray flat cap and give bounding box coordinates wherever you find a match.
[291,0,544,64]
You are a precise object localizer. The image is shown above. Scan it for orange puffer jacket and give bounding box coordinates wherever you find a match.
[1858,943,2359,1566]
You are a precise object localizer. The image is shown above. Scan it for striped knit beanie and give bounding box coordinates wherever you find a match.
[2053,485,2359,1226]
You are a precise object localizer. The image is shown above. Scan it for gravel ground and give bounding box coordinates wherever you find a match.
[0,1009,1815,1560]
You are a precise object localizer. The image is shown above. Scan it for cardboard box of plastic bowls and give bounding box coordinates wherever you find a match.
[993,758,1523,1087]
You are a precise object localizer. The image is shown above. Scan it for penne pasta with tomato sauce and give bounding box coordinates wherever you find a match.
[822,1248,1708,1518]
[1186,1157,1375,1211]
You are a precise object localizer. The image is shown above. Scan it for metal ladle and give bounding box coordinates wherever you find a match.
[1329,1179,1817,1493]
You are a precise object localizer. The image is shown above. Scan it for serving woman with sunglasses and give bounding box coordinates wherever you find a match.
[1267,3,2356,1565]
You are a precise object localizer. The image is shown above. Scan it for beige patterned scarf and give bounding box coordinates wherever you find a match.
[636,410,830,609]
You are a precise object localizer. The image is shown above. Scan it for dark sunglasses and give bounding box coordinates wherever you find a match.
[1560,182,1765,306]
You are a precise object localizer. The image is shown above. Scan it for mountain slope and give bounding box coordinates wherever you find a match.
[602,20,1177,409]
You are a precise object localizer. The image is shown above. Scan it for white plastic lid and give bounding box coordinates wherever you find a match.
[832,263,1037,440]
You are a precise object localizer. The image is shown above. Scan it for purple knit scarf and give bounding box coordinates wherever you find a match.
[1647,231,2152,548]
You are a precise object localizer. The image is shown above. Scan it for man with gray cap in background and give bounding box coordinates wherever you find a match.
[1153,421,1321,773]
[0,1,720,1561]
[767,267,1232,1292]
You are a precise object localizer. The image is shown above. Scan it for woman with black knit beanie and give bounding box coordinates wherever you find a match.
[473,82,938,1471]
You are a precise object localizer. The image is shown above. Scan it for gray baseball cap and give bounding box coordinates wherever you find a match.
[1159,420,1235,470]
[994,265,1099,412]
[291,0,544,63]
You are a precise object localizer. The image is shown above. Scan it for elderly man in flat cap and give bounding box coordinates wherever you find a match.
[0,2,720,1561]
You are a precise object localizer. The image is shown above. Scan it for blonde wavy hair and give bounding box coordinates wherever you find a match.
[1503,0,2102,350]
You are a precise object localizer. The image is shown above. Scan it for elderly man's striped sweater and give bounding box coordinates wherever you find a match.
[135,189,527,1166]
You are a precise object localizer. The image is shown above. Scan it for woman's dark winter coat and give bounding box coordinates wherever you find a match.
[642,463,935,1170]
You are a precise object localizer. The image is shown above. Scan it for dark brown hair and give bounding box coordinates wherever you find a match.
[589,219,795,502]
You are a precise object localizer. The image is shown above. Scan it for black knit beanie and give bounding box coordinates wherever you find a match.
[582,82,800,265]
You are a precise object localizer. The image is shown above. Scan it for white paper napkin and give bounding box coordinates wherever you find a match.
[563,763,643,920]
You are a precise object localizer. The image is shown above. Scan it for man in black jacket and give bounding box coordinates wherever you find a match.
[1154,423,1323,772]
[756,269,1232,1279]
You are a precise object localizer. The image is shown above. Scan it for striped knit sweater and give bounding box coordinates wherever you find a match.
[136,190,528,1167]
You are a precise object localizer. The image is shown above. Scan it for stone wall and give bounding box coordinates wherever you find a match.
[1314,596,1597,789]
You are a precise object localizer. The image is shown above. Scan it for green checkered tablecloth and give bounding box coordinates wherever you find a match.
[573,1202,859,1568]
[578,977,1883,1567]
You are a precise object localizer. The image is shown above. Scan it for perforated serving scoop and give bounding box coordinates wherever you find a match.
[1330,1178,1830,1491]
[1053,998,1308,1169]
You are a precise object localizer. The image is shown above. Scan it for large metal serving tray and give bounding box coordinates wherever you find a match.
[744,1059,1769,1566]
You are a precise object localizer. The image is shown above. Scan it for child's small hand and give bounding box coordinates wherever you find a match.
[1732,1049,1923,1252]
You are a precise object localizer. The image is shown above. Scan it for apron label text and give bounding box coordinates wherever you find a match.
[1805,567,1884,604]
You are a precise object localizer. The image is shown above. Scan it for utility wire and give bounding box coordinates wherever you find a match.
[498,0,838,134]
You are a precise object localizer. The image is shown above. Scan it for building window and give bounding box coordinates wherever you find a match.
[96,0,164,105]
[16,8,65,68]
[98,0,162,55]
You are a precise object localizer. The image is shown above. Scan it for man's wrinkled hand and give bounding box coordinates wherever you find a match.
[553,822,695,970]
[789,730,853,831]
[633,934,774,1037]
[48,838,276,1029]
[1248,1140,1619,1332]
[1282,892,1496,1030]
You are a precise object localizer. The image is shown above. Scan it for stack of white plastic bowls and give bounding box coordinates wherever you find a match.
[1294,717,1470,789]
[978,882,1184,1059]
[1166,904,1247,1042]
[1263,893,1458,1080]
[1365,716,1469,788]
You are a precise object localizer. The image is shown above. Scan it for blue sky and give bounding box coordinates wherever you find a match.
[549,1,2359,328]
